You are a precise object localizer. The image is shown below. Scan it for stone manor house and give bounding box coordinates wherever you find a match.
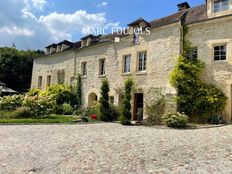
[31,0,232,122]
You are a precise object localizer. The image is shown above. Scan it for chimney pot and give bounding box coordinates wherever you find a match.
[177,2,190,11]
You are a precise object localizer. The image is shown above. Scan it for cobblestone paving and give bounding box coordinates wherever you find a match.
[0,123,232,174]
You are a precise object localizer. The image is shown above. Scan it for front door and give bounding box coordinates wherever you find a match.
[133,93,143,120]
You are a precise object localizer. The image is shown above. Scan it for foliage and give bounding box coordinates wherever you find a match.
[76,73,82,109]
[45,84,74,105]
[120,77,134,125]
[145,88,165,125]
[170,25,227,119]
[0,95,24,111]
[27,88,43,96]
[11,107,31,118]
[62,103,73,115]
[109,104,120,121]
[98,78,111,121]
[22,95,55,117]
[0,47,44,92]
[163,112,189,128]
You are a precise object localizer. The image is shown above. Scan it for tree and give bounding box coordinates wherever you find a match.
[0,47,44,92]
[120,77,134,125]
[98,78,111,121]
[76,74,82,109]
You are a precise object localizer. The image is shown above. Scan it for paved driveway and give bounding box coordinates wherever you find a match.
[0,123,232,174]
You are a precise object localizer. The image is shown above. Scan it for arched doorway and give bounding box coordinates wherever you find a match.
[88,92,98,108]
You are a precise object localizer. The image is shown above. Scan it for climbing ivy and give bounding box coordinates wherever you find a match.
[170,25,227,119]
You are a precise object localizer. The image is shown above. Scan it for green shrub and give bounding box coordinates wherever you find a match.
[76,73,82,109]
[27,89,43,96]
[163,112,189,128]
[62,103,73,115]
[170,55,227,119]
[120,77,134,125]
[109,104,120,121]
[11,107,31,118]
[0,95,24,111]
[98,78,111,121]
[145,88,165,125]
[23,95,55,117]
[45,84,74,105]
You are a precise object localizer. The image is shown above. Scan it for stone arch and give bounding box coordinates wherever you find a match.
[88,92,98,108]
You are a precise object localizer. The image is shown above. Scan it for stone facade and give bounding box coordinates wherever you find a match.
[31,0,232,121]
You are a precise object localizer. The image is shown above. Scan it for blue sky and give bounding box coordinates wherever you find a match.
[0,0,204,50]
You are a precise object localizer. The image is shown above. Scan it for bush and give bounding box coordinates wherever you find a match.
[23,95,55,117]
[109,104,120,121]
[163,112,189,128]
[170,55,227,119]
[62,103,73,115]
[145,88,165,125]
[27,89,43,96]
[98,78,111,121]
[45,84,74,105]
[120,77,134,125]
[0,95,24,111]
[11,107,31,118]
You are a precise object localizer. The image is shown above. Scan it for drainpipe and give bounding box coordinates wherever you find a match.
[179,21,184,55]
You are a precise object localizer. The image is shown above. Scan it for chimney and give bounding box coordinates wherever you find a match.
[177,2,190,11]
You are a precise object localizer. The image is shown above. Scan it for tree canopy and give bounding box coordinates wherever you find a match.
[0,47,44,92]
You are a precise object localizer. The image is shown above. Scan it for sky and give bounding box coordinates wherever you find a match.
[0,0,204,50]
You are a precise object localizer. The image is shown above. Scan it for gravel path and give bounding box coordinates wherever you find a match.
[0,123,232,174]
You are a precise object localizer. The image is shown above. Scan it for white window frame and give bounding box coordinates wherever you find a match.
[81,62,87,77]
[137,52,147,72]
[99,59,106,76]
[188,47,198,61]
[213,44,227,61]
[213,0,229,13]
[123,55,131,74]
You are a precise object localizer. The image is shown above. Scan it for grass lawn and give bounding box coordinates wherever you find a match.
[0,114,78,124]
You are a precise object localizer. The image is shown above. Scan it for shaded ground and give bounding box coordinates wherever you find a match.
[0,123,232,174]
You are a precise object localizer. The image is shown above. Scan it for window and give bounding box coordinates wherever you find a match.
[123,55,131,73]
[110,96,114,104]
[46,75,51,87]
[38,76,42,88]
[99,59,106,76]
[81,62,87,76]
[188,47,198,61]
[214,45,227,61]
[138,52,147,72]
[133,27,140,44]
[214,0,229,12]
[57,70,65,84]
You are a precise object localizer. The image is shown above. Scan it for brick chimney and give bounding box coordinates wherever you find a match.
[177,2,190,11]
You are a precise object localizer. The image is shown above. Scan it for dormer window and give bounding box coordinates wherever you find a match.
[214,0,229,12]
[133,27,140,44]
[57,45,61,52]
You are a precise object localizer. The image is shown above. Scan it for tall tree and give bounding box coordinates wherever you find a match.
[98,78,111,121]
[120,77,134,125]
[0,47,44,92]
[76,73,82,109]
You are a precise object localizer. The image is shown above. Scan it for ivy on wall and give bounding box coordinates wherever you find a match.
[170,25,227,119]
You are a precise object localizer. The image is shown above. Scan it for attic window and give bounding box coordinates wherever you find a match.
[214,0,229,12]
[133,27,140,44]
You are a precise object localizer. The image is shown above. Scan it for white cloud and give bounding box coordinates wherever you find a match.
[31,0,47,10]
[0,0,119,50]
[97,2,108,8]
[0,26,34,36]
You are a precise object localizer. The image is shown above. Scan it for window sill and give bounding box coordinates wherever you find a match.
[136,71,147,76]
[99,75,106,78]
[213,60,227,63]
[122,73,131,76]
[82,76,87,79]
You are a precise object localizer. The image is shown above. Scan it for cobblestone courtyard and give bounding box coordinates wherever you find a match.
[0,123,232,174]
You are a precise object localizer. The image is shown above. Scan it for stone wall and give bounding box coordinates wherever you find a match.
[186,16,232,121]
